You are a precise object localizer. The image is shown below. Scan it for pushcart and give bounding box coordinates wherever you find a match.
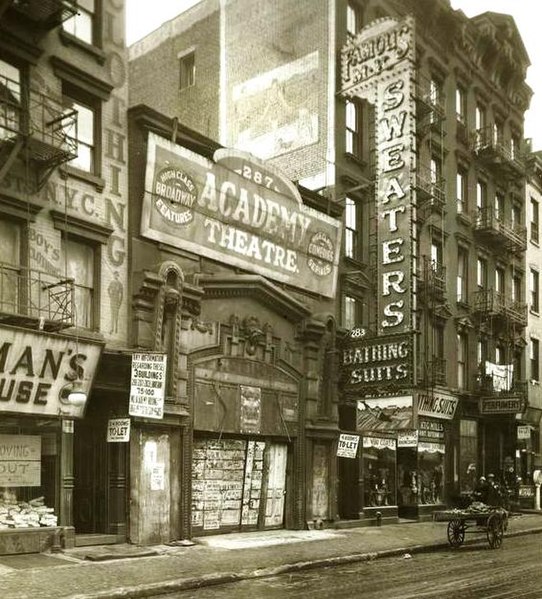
[433,506,509,549]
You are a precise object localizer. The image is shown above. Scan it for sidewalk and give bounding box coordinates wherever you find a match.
[1,512,541,599]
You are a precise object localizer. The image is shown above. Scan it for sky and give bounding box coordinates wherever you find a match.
[126,0,542,150]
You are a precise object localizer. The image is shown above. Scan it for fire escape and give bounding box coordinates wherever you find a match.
[0,0,78,331]
[469,128,528,408]
[414,73,448,390]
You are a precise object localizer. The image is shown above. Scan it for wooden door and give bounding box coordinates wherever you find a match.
[264,443,287,527]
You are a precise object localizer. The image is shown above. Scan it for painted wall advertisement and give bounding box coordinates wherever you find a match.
[240,385,261,434]
[129,353,167,419]
[141,134,341,298]
[0,435,41,487]
[0,325,102,419]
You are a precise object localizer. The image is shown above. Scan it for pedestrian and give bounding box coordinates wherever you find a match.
[472,475,488,504]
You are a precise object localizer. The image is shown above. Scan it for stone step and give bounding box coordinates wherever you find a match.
[75,533,117,547]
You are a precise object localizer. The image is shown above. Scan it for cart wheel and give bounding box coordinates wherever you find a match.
[447,519,465,547]
[487,514,504,549]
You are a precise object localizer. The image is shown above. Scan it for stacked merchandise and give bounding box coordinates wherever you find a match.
[0,496,57,529]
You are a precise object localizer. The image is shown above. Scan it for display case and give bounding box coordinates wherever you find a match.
[362,437,396,508]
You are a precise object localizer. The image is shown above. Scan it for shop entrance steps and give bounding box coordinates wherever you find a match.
[75,533,117,547]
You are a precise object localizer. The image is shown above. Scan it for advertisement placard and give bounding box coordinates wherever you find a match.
[129,353,167,419]
[0,435,41,487]
[337,434,360,458]
[107,418,131,443]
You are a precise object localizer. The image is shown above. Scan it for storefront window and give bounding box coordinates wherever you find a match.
[459,419,478,493]
[0,421,60,528]
[417,442,444,504]
[362,437,396,507]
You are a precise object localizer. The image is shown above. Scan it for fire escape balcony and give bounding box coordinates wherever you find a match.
[5,0,77,29]
[0,263,74,331]
[473,206,527,254]
[0,75,78,189]
[417,256,446,301]
[473,371,527,400]
[471,289,528,328]
[414,167,446,218]
[472,127,526,179]
[418,357,447,388]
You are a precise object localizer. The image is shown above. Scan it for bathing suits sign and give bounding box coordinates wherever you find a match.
[141,134,341,298]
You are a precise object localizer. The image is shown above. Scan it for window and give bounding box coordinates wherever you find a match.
[345,100,361,157]
[346,1,360,36]
[459,420,478,493]
[477,257,487,289]
[511,134,520,161]
[343,295,361,330]
[477,337,488,367]
[61,238,96,329]
[456,85,467,124]
[179,51,195,90]
[494,192,504,222]
[512,275,522,303]
[62,0,95,45]
[344,196,359,259]
[530,268,539,313]
[430,156,441,187]
[457,333,468,389]
[0,217,21,313]
[0,58,21,140]
[457,247,468,303]
[531,338,540,382]
[531,198,539,244]
[456,168,467,214]
[495,344,506,365]
[512,204,521,229]
[63,90,97,174]
[495,266,505,297]
[476,181,487,210]
[430,239,442,269]
[475,103,486,131]
[493,120,503,146]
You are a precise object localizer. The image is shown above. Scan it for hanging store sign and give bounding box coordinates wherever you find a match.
[479,397,525,415]
[340,17,415,334]
[418,441,445,454]
[0,325,102,419]
[0,434,41,487]
[363,436,396,451]
[418,419,444,441]
[142,135,342,298]
[129,353,167,419]
[397,430,418,447]
[342,331,413,388]
[337,433,360,458]
[416,391,458,420]
[107,418,131,442]
[517,425,531,440]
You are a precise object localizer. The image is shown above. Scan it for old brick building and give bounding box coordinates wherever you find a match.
[129,0,536,526]
[0,0,130,552]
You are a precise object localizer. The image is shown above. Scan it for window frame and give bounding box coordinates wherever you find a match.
[62,83,101,178]
[456,168,467,215]
[531,197,539,244]
[62,0,97,47]
[457,332,468,390]
[455,85,467,125]
[477,257,487,289]
[343,294,362,331]
[344,195,359,260]
[531,337,540,382]
[530,268,540,314]
[345,99,362,158]
[457,246,468,304]
[179,50,196,90]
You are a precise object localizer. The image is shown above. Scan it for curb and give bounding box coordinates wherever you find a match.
[70,526,542,599]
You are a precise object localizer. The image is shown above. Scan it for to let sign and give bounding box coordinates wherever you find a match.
[129,353,167,419]
[0,434,41,487]
[107,418,131,442]
[337,434,360,458]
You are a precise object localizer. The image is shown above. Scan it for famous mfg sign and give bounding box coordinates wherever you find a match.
[141,134,341,298]
[341,17,415,333]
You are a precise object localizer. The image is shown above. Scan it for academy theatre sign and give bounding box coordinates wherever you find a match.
[141,134,342,298]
